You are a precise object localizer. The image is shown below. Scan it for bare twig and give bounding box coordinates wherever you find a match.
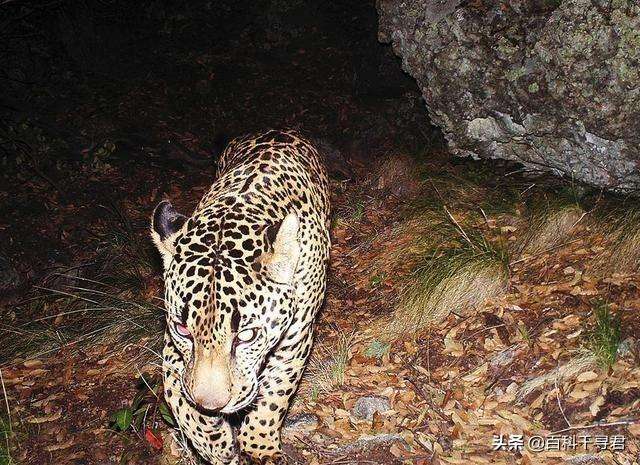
[0,368,11,429]
[403,376,449,422]
[443,206,473,248]
[478,206,489,226]
[509,237,583,266]
[551,419,637,435]
[554,373,572,428]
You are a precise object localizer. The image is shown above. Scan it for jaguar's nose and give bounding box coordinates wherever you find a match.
[188,345,232,411]
[192,382,231,411]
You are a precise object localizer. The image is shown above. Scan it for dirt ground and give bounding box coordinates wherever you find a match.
[1,1,639,465]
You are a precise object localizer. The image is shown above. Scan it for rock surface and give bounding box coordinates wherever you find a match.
[617,337,638,358]
[332,433,405,455]
[352,395,391,420]
[283,413,320,432]
[564,454,608,465]
[377,0,640,193]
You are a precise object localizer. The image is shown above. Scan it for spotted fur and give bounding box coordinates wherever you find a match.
[150,129,330,464]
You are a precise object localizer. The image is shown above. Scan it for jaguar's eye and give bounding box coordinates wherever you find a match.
[236,328,257,344]
[175,322,192,338]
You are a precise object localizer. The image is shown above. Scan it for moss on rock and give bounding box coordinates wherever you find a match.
[377,0,640,193]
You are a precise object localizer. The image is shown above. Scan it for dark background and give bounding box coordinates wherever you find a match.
[1,0,436,144]
[0,0,441,284]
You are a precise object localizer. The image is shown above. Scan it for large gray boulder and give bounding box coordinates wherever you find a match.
[377,0,640,193]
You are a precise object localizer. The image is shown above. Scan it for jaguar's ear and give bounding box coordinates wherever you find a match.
[261,212,300,284]
[151,200,187,268]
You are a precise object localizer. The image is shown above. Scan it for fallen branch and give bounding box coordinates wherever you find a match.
[550,419,637,435]
[404,376,450,422]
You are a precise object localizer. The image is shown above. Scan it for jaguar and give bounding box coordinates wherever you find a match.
[150,129,330,464]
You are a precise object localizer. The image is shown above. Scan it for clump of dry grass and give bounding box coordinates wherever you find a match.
[517,199,584,257]
[426,174,489,213]
[359,162,517,340]
[0,271,165,365]
[360,159,524,290]
[368,222,510,342]
[299,329,357,400]
[371,153,422,198]
[592,206,640,275]
[422,160,523,217]
[358,210,452,287]
[0,207,164,365]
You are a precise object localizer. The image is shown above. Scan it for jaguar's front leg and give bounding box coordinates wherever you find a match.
[237,326,314,463]
[163,333,239,465]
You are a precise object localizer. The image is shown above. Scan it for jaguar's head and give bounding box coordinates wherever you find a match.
[151,200,300,413]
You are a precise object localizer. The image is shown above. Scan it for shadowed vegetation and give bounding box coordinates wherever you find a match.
[368,211,510,341]
[592,202,640,275]
[515,185,587,257]
[0,416,13,465]
[0,371,15,465]
[421,160,523,216]
[0,207,164,364]
[359,209,451,284]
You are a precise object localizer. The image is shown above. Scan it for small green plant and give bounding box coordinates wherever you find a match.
[304,330,355,395]
[585,301,621,370]
[334,198,366,225]
[110,373,175,450]
[310,385,320,402]
[329,350,349,386]
[364,340,390,360]
[0,366,15,465]
[0,416,13,465]
[329,215,340,231]
[369,273,386,288]
[352,201,365,221]
[517,322,532,345]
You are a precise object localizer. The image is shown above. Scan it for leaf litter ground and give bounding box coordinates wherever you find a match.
[3,154,640,465]
[2,4,639,463]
